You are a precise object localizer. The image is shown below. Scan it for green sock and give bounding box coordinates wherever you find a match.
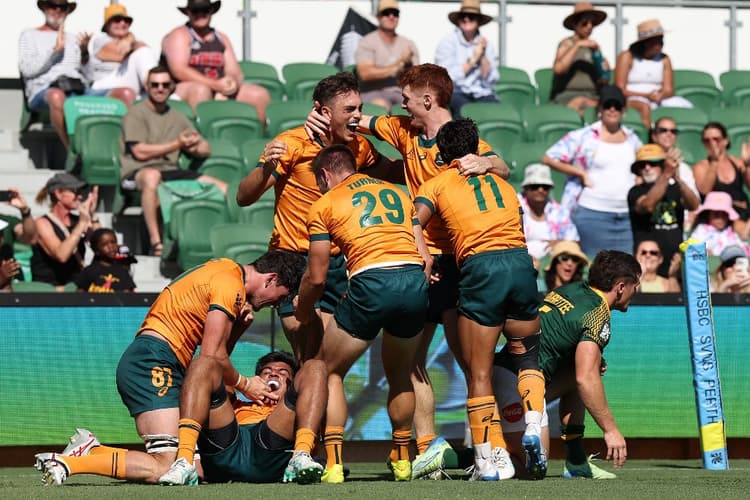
[560,424,587,465]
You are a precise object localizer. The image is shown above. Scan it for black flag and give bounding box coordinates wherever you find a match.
[326,8,377,70]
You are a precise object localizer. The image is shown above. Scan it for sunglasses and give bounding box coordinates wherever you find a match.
[639,249,661,256]
[149,81,172,89]
[558,254,582,264]
[459,14,479,22]
[702,136,724,144]
[380,9,400,18]
[109,16,132,25]
[655,127,680,135]
[526,184,551,191]
[577,16,596,26]
[640,161,664,169]
[601,100,623,111]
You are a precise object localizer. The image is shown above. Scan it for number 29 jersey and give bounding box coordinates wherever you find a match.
[306,173,423,277]
[415,165,526,266]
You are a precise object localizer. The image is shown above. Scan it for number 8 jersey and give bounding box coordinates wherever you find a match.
[306,173,424,277]
[415,164,526,266]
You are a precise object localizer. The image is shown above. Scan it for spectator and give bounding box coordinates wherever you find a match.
[650,116,700,198]
[627,144,699,276]
[635,239,680,293]
[692,122,750,239]
[518,163,579,263]
[1,188,38,248]
[0,219,22,292]
[31,173,100,290]
[434,0,499,117]
[689,191,749,256]
[119,65,226,257]
[161,0,270,122]
[355,0,418,112]
[543,240,588,293]
[543,85,642,256]
[712,245,750,294]
[75,228,136,292]
[614,19,692,129]
[551,2,610,113]
[19,0,88,149]
[83,3,158,104]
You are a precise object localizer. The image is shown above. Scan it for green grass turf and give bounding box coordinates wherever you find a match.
[5,460,750,500]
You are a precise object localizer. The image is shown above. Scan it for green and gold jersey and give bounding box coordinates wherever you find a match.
[537,281,611,381]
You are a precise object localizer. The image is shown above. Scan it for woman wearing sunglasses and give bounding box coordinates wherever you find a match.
[543,241,588,293]
[543,85,642,257]
[614,19,692,129]
[635,240,680,293]
[692,121,750,239]
[84,3,158,103]
[551,3,610,113]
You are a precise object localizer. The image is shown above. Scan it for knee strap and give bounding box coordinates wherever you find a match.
[508,333,541,371]
[141,434,178,454]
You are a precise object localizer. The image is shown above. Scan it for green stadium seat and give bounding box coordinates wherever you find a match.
[498,66,533,85]
[534,68,554,104]
[265,100,311,138]
[196,157,244,184]
[11,280,57,292]
[207,138,242,161]
[196,100,263,146]
[63,96,127,172]
[73,115,122,188]
[238,60,286,102]
[506,141,549,189]
[522,104,582,145]
[235,200,274,236]
[672,70,721,114]
[461,102,523,148]
[281,62,338,102]
[362,102,389,116]
[167,198,229,271]
[719,70,750,107]
[494,67,537,110]
[225,178,274,223]
[210,222,270,262]
[240,137,268,175]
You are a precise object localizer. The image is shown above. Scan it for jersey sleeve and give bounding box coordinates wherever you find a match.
[477,138,498,158]
[207,270,244,322]
[413,176,440,217]
[306,198,331,242]
[579,304,610,349]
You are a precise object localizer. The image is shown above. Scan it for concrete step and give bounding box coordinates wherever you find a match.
[131,254,169,293]
[0,149,32,169]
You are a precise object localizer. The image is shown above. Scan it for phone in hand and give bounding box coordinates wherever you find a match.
[734,257,749,280]
[0,190,14,202]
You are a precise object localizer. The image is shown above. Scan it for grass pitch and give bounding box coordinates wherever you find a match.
[5,460,750,500]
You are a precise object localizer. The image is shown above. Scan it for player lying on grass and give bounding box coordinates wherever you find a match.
[38,351,328,486]
[493,250,641,479]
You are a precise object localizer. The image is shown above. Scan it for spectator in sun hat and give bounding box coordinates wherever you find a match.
[161,0,270,122]
[551,2,611,113]
[83,3,158,104]
[615,18,693,129]
[542,240,588,293]
[434,0,499,117]
[689,191,750,256]
[628,143,699,276]
[518,163,579,263]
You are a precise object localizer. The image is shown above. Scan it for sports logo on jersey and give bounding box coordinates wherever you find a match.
[599,321,611,345]
[435,151,445,166]
[234,292,243,310]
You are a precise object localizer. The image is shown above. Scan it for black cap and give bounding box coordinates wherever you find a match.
[598,85,626,107]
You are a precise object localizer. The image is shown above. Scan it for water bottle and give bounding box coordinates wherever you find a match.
[592,50,611,83]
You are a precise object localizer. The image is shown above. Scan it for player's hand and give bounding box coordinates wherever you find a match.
[457,154,491,176]
[237,303,254,326]
[263,140,287,164]
[304,103,331,142]
[294,305,315,325]
[238,375,280,405]
[604,429,627,468]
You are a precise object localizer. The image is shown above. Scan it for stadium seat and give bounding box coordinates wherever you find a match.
[210,222,270,262]
[11,280,57,292]
[240,137,268,175]
[196,100,263,146]
[71,115,123,210]
[651,107,708,163]
[498,66,533,85]
[225,178,275,223]
[461,102,523,148]
[493,82,537,112]
[63,96,127,172]
[506,141,549,189]
[534,68,554,104]
[719,69,750,107]
[481,127,523,159]
[673,69,722,114]
[265,100,312,138]
[281,62,338,101]
[522,104,582,145]
[206,138,242,161]
[196,157,244,184]
[238,60,286,102]
[362,102,389,116]
[235,200,275,236]
[369,136,401,159]
[166,198,229,271]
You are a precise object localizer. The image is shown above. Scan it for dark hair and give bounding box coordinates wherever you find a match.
[544,257,585,292]
[702,121,730,149]
[651,116,675,139]
[399,63,453,108]
[436,118,479,164]
[89,228,116,253]
[146,65,172,81]
[629,37,664,59]
[312,72,359,107]
[587,250,641,291]
[255,350,298,376]
[251,250,306,295]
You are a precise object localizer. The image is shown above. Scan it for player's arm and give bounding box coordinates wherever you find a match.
[360,155,406,185]
[236,140,284,205]
[295,240,331,324]
[575,341,627,468]
[414,198,435,228]
[457,153,510,180]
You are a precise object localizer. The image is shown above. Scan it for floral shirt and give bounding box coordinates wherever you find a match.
[545,121,643,212]
[518,193,579,258]
[689,223,750,256]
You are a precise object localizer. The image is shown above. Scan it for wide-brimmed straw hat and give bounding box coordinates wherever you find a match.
[377,0,400,16]
[632,19,666,44]
[178,0,221,16]
[448,0,493,27]
[37,0,76,14]
[696,191,739,221]
[545,241,589,272]
[101,4,133,32]
[563,2,607,30]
